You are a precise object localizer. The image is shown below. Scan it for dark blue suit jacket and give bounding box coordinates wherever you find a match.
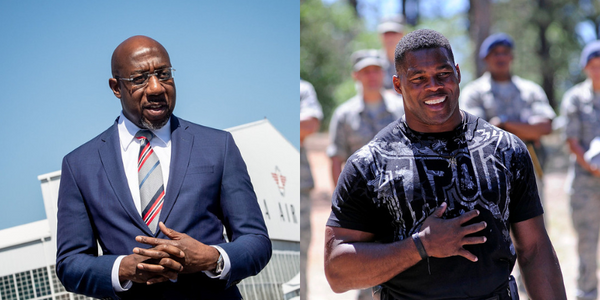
[56,116,271,299]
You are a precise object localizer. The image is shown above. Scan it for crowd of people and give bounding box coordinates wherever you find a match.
[302,15,600,300]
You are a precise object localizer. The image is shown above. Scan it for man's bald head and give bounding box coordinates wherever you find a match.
[111,35,171,78]
[108,35,176,130]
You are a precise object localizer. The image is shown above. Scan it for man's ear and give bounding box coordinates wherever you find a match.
[392,75,402,95]
[109,78,121,98]
[455,64,461,84]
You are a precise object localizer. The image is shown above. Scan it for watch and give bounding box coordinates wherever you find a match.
[214,253,224,275]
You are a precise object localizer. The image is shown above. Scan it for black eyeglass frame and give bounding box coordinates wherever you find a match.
[116,67,176,86]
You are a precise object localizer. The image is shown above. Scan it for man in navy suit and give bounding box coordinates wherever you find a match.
[56,35,271,299]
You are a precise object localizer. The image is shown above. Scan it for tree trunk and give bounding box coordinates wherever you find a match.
[402,0,419,26]
[536,0,556,109]
[349,0,359,16]
[468,0,491,77]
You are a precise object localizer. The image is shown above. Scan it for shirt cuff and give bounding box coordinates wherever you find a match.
[203,245,231,280]
[112,255,133,292]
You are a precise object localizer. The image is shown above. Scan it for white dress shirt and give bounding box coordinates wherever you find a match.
[111,112,230,292]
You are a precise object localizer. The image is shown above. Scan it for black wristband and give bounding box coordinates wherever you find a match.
[412,233,428,260]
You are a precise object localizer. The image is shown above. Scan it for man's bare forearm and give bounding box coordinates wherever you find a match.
[518,238,566,299]
[512,216,566,299]
[503,121,551,141]
[331,156,343,186]
[325,204,487,293]
[324,227,422,293]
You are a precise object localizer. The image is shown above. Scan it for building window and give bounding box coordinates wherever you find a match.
[238,250,300,300]
[16,270,35,300]
[33,267,51,297]
[0,274,17,300]
[56,294,71,300]
[50,264,67,294]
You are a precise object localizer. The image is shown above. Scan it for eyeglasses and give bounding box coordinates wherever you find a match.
[116,67,175,86]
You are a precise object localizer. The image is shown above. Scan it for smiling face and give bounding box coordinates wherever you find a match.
[393,47,462,133]
[109,36,176,129]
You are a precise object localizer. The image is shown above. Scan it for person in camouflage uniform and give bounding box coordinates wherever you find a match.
[328,49,404,187]
[300,79,323,300]
[561,40,600,300]
[459,33,555,204]
[377,15,406,91]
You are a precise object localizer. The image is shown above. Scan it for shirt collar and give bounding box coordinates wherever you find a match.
[118,111,172,151]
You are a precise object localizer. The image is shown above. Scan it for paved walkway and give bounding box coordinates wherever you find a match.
[305,132,581,300]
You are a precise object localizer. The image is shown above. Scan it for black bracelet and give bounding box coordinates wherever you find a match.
[412,233,428,260]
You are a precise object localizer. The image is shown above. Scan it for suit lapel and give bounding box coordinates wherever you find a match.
[160,116,193,226]
[98,122,153,236]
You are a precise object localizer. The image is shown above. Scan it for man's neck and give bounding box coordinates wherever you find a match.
[490,71,511,82]
[362,89,383,103]
[404,110,463,133]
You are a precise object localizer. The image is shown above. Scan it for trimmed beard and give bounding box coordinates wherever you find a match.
[141,115,170,130]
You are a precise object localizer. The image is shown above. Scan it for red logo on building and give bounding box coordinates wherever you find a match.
[271,166,286,196]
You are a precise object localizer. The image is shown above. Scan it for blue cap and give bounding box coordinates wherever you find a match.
[580,40,600,69]
[479,33,514,59]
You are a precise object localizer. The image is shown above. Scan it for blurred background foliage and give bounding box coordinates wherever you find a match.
[301,0,600,129]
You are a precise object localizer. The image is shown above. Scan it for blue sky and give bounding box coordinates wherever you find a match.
[0,1,299,230]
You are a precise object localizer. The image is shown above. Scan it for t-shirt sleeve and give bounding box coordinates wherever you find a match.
[326,109,350,160]
[459,85,486,119]
[507,137,544,223]
[560,89,581,141]
[327,156,387,234]
[529,85,556,120]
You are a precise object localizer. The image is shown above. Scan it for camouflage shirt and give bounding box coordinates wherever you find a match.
[561,79,600,189]
[460,72,555,137]
[327,90,404,162]
[300,80,323,192]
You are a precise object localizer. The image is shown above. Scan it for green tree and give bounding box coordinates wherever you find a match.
[301,0,360,128]
[473,0,585,109]
[301,0,385,129]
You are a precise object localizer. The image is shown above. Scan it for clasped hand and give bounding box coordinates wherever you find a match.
[418,202,487,262]
[119,222,220,285]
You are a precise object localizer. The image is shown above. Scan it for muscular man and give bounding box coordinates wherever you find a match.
[56,36,271,299]
[324,29,566,300]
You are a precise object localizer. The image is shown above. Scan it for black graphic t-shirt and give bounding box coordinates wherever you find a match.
[327,111,543,299]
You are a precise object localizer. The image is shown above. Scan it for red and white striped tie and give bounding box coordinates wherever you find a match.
[136,130,165,234]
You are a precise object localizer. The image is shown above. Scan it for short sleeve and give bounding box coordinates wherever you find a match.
[459,84,486,119]
[528,85,556,120]
[327,158,388,234]
[507,138,544,223]
[326,109,350,160]
[561,89,581,140]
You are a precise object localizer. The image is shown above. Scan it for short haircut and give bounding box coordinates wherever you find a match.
[394,29,455,73]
